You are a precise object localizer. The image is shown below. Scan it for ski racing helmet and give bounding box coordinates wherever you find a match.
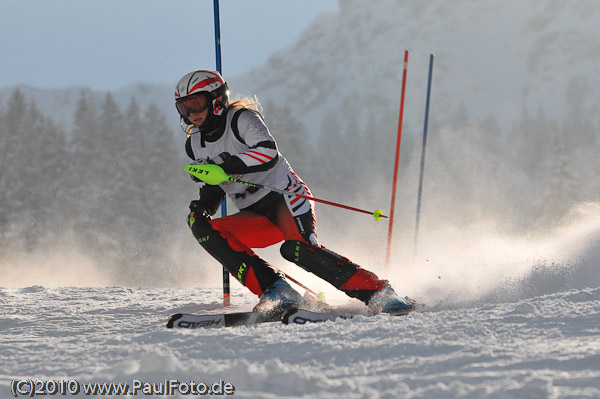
[175,70,230,129]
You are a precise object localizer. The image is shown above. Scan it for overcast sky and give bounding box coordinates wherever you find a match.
[1,0,338,91]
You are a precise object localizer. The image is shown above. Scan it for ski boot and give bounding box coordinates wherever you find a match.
[253,279,307,317]
[368,284,414,315]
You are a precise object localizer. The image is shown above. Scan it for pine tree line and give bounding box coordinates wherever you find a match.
[0,89,189,283]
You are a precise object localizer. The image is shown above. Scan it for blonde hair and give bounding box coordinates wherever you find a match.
[229,94,262,112]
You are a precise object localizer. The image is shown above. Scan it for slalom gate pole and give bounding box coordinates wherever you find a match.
[414,54,434,256]
[213,0,222,74]
[213,0,230,307]
[385,50,409,269]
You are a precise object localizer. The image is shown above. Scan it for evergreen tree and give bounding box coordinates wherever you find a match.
[0,89,40,252]
[140,103,181,219]
[20,100,46,215]
[116,97,145,218]
[68,91,100,190]
[98,92,126,192]
[506,108,558,214]
[92,94,129,251]
[67,92,102,235]
[113,102,183,283]
[0,90,70,251]
[536,133,579,226]
[22,101,69,248]
[0,89,29,235]
[563,75,595,148]
[262,100,314,179]
[314,112,347,192]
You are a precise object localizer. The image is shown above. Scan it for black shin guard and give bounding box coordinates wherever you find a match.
[280,240,386,302]
[280,240,356,288]
[190,216,281,295]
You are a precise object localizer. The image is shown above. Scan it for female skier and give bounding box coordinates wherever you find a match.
[175,69,412,315]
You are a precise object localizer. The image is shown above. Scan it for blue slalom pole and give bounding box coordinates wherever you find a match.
[213,0,230,307]
[213,0,222,74]
[414,54,434,255]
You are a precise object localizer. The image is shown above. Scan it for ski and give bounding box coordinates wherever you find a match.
[167,300,420,328]
[166,298,331,329]
[282,308,352,325]
[282,301,419,325]
[166,311,280,329]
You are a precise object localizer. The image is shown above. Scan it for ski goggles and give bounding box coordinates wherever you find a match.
[176,93,210,116]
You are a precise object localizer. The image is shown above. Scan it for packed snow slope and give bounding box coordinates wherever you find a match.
[1,287,599,399]
[2,206,600,399]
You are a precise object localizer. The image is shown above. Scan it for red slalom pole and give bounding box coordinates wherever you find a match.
[385,50,409,269]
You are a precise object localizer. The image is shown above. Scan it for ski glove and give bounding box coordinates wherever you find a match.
[188,200,211,221]
[192,153,231,166]
[211,152,248,174]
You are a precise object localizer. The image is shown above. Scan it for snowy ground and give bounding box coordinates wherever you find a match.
[2,206,600,398]
[1,284,599,399]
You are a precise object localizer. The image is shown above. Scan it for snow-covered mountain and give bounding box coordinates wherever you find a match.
[233,0,600,138]
[3,0,600,137]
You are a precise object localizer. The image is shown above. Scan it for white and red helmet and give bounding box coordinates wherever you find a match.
[175,70,229,122]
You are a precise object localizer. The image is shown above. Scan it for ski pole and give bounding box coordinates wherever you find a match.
[185,164,387,221]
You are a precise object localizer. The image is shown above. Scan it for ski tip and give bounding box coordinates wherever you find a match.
[281,308,300,325]
[166,313,183,329]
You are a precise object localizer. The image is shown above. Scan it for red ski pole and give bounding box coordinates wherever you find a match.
[185,164,388,221]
